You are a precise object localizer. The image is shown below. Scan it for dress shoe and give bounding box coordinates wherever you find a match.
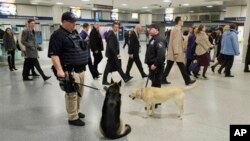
[202,75,208,79]
[211,66,215,72]
[78,112,85,119]
[32,74,40,77]
[225,75,234,77]
[13,67,18,70]
[9,68,14,71]
[161,80,171,84]
[142,74,148,78]
[244,70,250,73]
[218,70,222,74]
[102,81,110,85]
[23,78,33,81]
[43,76,51,81]
[124,76,133,83]
[68,118,85,126]
[185,80,196,86]
[98,73,102,75]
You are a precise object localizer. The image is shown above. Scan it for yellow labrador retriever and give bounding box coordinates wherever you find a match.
[129,84,196,119]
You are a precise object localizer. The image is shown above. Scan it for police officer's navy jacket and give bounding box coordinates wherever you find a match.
[48,26,89,67]
[145,34,166,67]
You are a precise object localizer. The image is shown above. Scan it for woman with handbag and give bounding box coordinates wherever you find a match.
[195,25,213,79]
[3,28,17,71]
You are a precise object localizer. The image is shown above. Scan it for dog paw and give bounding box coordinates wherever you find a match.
[178,115,183,120]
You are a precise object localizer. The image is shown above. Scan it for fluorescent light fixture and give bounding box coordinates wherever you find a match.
[165,8,174,13]
[31,2,38,5]
[142,6,148,9]
[163,0,172,2]
[132,13,138,19]
[82,0,90,1]
[56,2,63,5]
[183,3,190,6]
[189,10,194,13]
[112,8,119,12]
[206,5,213,8]
[121,3,127,6]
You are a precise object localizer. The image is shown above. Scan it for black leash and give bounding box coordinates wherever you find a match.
[145,76,149,88]
[73,82,99,90]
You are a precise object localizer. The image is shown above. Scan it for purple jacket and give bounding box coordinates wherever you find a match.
[186,32,196,59]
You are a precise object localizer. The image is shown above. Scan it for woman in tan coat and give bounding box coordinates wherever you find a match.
[195,25,213,79]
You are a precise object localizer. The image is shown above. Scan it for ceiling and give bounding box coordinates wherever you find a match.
[3,0,248,13]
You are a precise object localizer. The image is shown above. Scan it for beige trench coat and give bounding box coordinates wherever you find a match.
[167,26,185,63]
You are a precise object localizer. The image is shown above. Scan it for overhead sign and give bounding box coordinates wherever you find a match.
[94,4,113,10]
[224,17,246,21]
[0,15,53,20]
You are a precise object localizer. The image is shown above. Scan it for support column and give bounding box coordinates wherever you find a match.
[139,14,152,26]
[52,6,63,24]
[243,0,250,62]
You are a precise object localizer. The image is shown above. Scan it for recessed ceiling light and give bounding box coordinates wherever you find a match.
[82,0,90,1]
[189,10,194,13]
[183,3,190,6]
[121,3,127,6]
[56,2,63,5]
[142,6,148,9]
[206,5,213,8]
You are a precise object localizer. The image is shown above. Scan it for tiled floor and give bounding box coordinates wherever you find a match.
[0,41,250,141]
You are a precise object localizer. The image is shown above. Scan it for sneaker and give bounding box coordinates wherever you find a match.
[68,118,85,126]
[78,112,85,119]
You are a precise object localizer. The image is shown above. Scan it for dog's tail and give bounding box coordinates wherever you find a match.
[181,82,197,91]
[111,124,131,140]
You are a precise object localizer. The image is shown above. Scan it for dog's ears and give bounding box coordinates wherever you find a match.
[118,80,122,86]
[111,78,114,84]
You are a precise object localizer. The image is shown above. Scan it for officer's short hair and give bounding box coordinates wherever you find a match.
[27,19,35,24]
[83,23,89,28]
[175,16,182,24]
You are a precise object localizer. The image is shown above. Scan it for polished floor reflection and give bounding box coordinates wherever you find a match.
[0,41,250,141]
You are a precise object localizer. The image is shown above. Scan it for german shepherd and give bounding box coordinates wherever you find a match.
[100,79,131,140]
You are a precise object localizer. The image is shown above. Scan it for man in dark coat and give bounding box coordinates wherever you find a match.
[244,32,250,72]
[89,23,103,74]
[125,24,147,78]
[102,22,132,85]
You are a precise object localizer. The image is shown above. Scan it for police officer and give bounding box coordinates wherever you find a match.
[48,12,89,126]
[145,24,166,88]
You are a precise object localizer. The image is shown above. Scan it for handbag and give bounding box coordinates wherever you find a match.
[189,60,200,75]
